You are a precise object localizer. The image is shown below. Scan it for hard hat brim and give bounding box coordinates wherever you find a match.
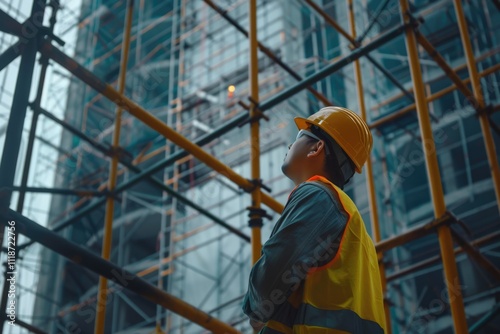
[294,117,311,131]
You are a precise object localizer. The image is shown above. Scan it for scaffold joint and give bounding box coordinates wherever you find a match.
[246,206,272,227]
[474,105,500,136]
[237,100,269,127]
[446,211,472,237]
[244,178,272,193]
[103,189,121,201]
[428,211,455,230]
[39,26,65,46]
[107,146,133,163]
[404,12,423,31]
[476,104,495,117]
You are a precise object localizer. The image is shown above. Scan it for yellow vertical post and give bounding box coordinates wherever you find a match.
[94,0,134,332]
[399,1,469,333]
[346,1,391,332]
[249,0,262,265]
[452,0,500,213]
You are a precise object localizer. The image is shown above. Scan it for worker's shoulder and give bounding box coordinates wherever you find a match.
[293,181,341,205]
[291,181,349,221]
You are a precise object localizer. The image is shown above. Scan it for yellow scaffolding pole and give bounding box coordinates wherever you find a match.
[94,1,134,333]
[399,1,469,333]
[452,0,500,214]
[346,2,391,332]
[95,0,134,332]
[248,0,263,264]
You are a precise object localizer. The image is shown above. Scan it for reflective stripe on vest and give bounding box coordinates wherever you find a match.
[262,175,386,333]
[294,303,384,333]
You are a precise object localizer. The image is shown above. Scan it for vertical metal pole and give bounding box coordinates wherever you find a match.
[0,1,44,208]
[17,2,58,214]
[346,1,391,332]
[248,0,262,265]
[11,3,56,332]
[0,2,46,333]
[399,1,469,333]
[452,0,500,214]
[94,0,134,332]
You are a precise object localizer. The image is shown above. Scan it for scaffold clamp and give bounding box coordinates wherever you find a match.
[237,99,269,128]
[246,206,272,228]
[246,178,272,193]
[446,211,472,237]
[406,12,424,30]
[476,104,494,117]
[107,146,134,163]
[39,26,65,46]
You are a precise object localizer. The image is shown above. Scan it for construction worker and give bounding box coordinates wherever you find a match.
[242,107,386,333]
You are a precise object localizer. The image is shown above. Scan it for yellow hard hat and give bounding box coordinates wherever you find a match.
[294,106,373,173]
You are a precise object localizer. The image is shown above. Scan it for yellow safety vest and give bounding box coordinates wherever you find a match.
[262,175,386,334]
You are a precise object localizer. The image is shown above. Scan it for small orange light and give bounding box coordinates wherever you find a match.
[228,85,236,93]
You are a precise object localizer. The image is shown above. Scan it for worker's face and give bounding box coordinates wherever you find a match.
[281,130,321,182]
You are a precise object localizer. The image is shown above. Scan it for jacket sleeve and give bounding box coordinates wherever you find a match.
[242,183,348,322]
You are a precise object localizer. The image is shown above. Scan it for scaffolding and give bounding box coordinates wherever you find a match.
[0,0,500,333]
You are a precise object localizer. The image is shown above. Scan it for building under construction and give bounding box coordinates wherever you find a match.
[0,0,500,333]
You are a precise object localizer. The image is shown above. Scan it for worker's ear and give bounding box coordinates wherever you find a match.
[307,140,325,158]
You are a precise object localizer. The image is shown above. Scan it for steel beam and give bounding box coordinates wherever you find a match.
[0,9,23,36]
[0,209,240,334]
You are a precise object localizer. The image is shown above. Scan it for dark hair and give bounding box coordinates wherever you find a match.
[309,125,355,189]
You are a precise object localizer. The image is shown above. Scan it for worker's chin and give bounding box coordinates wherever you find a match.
[281,162,291,179]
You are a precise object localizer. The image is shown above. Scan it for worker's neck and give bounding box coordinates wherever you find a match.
[292,170,326,186]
